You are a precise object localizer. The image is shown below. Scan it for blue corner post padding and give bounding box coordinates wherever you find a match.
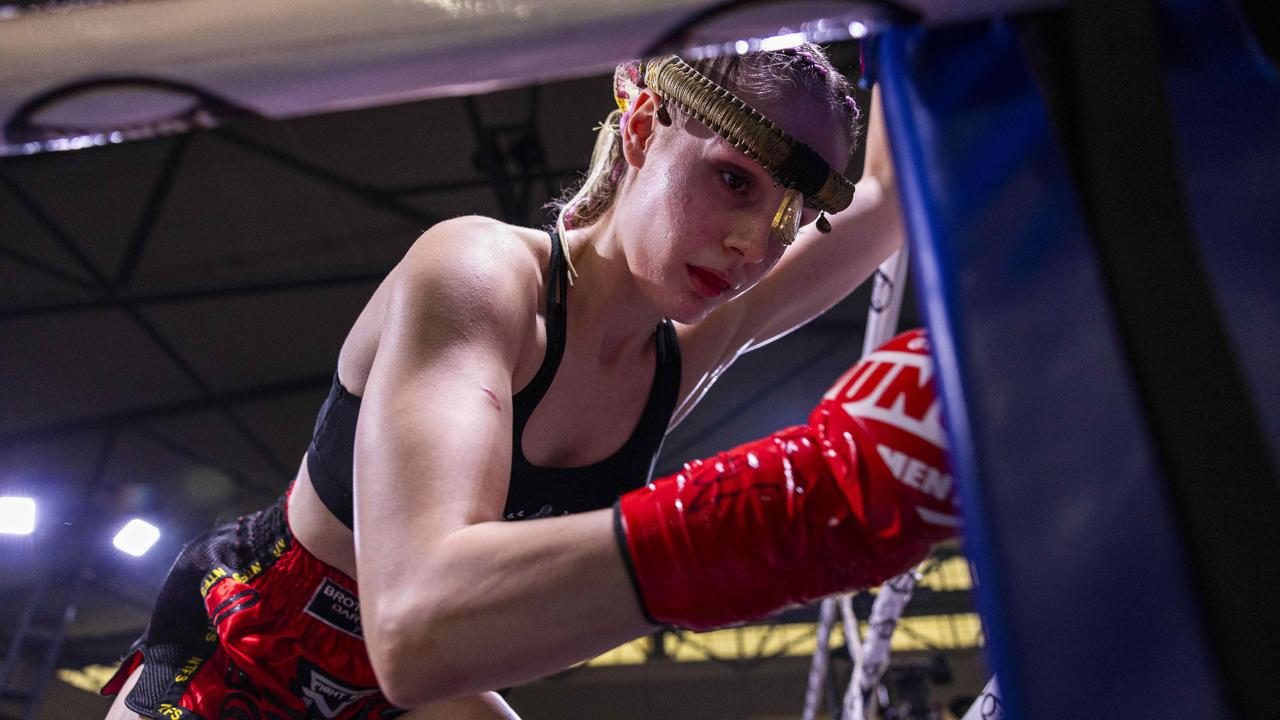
[871,4,1280,716]
[1159,0,1280,454]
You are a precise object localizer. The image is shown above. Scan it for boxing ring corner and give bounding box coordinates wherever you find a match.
[871,1,1280,717]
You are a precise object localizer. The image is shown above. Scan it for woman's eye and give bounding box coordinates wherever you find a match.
[720,170,748,192]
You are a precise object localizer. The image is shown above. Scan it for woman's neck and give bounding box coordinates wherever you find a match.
[561,216,664,367]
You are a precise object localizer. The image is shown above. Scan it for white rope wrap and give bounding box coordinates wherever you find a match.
[802,597,840,720]
[838,594,863,720]
[800,246,910,720]
[856,571,919,694]
[961,676,1004,720]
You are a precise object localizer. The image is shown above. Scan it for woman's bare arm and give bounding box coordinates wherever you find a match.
[354,220,650,708]
[404,690,521,719]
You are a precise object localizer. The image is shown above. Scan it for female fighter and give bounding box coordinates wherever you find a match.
[102,46,943,719]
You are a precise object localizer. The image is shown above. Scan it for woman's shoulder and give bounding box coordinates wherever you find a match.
[406,214,546,266]
[377,217,549,349]
[397,216,547,303]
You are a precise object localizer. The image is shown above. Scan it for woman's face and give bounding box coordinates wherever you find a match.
[617,89,850,324]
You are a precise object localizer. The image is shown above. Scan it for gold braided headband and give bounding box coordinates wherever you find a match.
[643,55,855,216]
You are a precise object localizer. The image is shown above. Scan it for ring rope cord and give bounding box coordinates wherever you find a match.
[855,570,922,708]
[643,55,855,214]
[800,243,909,720]
[849,247,916,720]
[959,676,1005,720]
[837,593,864,719]
[801,597,840,720]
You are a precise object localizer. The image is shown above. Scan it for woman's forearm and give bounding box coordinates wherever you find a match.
[409,690,522,719]
[371,508,651,706]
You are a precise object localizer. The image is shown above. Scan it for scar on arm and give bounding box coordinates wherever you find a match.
[480,386,502,411]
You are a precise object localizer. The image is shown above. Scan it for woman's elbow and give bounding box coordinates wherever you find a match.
[366,600,467,708]
[379,667,464,711]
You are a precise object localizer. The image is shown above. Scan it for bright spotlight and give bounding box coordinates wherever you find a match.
[759,32,807,52]
[113,519,160,557]
[0,497,36,535]
[734,39,750,54]
[848,21,869,39]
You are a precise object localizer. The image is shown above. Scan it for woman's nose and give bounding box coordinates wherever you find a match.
[722,220,772,265]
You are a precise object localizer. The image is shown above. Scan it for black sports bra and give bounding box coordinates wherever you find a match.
[305,229,682,528]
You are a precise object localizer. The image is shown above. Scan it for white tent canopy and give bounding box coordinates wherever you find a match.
[2,0,1058,154]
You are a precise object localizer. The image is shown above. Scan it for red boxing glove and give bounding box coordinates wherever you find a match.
[615,328,960,630]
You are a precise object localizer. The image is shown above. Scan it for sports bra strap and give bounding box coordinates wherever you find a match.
[511,230,568,431]
[637,319,682,478]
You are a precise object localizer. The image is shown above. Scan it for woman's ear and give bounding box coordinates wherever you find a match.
[621,89,661,168]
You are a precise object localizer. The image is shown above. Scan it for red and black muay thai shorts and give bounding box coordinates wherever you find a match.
[102,493,405,719]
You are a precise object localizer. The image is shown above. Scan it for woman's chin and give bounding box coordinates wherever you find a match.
[665,295,719,325]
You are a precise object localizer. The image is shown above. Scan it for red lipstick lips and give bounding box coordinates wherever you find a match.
[688,265,731,298]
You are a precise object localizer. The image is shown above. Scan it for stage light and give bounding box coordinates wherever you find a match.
[0,496,36,535]
[759,32,807,52]
[113,519,160,557]
[735,40,750,54]
[848,21,868,39]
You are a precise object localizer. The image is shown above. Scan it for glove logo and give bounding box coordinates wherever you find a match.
[837,350,947,449]
[875,444,960,528]
[876,444,952,501]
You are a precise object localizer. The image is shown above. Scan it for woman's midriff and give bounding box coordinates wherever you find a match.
[286,458,360,579]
